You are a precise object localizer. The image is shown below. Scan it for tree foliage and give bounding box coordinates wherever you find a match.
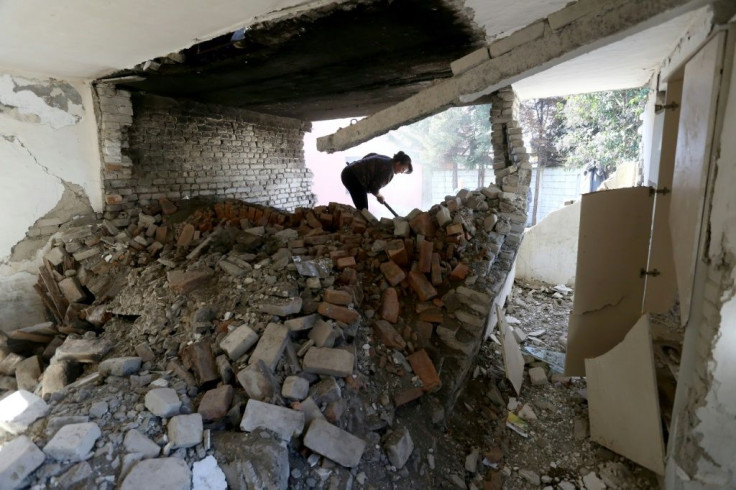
[519,97,566,168]
[556,88,649,174]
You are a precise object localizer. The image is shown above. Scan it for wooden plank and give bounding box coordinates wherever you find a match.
[669,33,726,324]
[585,315,665,475]
[496,305,524,396]
[565,187,653,376]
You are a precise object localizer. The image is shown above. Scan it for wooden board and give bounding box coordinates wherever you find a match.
[669,32,725,325]
[565,187,653,376]
[643,78,682,314]
[496,305,523,395]
[585,315,665,475]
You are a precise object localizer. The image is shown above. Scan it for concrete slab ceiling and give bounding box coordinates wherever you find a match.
[512,9,703,100]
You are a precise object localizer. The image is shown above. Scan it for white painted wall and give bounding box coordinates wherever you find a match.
[0,71,102,331]
[692,42,736,486]
[515,200,580,287]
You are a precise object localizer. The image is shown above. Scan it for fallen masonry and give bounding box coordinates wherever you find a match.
[0,182,533,488]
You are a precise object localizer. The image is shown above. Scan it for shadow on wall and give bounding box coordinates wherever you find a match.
[304,120,424,219]
[516,161,639,287]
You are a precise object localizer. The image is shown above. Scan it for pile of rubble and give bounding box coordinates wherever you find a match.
[0,186,526,489]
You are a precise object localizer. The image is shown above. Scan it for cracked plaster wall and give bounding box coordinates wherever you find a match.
[667,31,736,488]
[0,71,103,332]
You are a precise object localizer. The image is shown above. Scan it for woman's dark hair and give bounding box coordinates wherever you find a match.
[393,151,413,174]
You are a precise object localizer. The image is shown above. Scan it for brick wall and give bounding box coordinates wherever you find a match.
[95,87,315,212]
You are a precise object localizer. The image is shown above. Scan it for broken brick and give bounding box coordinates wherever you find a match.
[176,224,195,249]
[159,197,178,215]
[450,262,470,281]
[380,261,406,286]
[380,287,399,323]
[317,302,359,324]
[373,320,406,350]
[393,387,423,407]
[324,289,352,306]
[167,269,214,294]
[335,256,356,270]
[181,341,219,388]
[407,271,437,302]
[57,277,86,304]
[431,253,443,286]
[446,223,464,236]
[407,349,441,392]
[418,240,433,273]
[409,212,436,238]
[198,385,233,421]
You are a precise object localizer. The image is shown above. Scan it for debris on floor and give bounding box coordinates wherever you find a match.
[0,191,660,489]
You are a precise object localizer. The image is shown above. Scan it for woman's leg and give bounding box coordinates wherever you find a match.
[341,167,368,210]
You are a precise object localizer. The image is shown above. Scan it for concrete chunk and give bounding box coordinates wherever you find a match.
[0,435,46,489]
[308,319,337,348]
[144,388,181,417]
[168,413,203,449]
[43,422,101,462]
[121,458,191,490]
[529,367,548,386]
[123,430,160,458]
[281,376,309,401]
[259,297,302,316]
[220,324,259,361]
[240,399,305,441]
[249,323,289,370]
[0,390,49,434]
[303,419,366,468]
[383,425,414,469]
[302,347,354,377]
[55,338,112,363]
[98,357,142,377]
[14,356,42,392]
[284,313,318,331]
[450,46,491,75]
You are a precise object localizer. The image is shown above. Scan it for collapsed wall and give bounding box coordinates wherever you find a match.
[95,86,316,213]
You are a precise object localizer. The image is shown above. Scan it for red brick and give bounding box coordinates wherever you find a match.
[380,261,406,286]
[450,262,470,280]
[373,320,406,349]
[409,212,436,238]
[418,240,433,273]
[484,471,503,490]
[329,250,349,260]
[181,341,219,388]
[304,234,331,246]
[167,269,214,294]
[305,211,322,229]
[318,302,359,324]
[446,223,464,236]
[380,287,400,323]
[418,307,443,323]
[335,256,356,270]
[159,197,178,215]
[105,194,123,205]
[324,289,352,306]
[198,385,234,421]
[414,321,434,346]
[407,271,437,301]
[393,387,423,407]
[176,224,195,249]
[351,220,366,233]
[431,253,443,285]
[386,240,409,266]
[339,267,358,285]
[407,349,441,392]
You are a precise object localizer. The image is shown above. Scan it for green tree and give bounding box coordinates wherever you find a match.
[557,88,649,174]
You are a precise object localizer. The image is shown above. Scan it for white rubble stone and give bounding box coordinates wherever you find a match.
[0,390,50,434]
[121,458,191,490]
[240,399,305,441]
[303,419,366,468]
[529,367,548,386]
[281,376,309,401]
[393,220,410,237]
[43,422,101,462]
[219,324,259,361]
[168,414,204,449]
[518,404,538,422]
[123,429,160,458]
[0,435,46,489]
[582,472,606,490]
[383,426,414,469]
[98,357,142,377]
[248,323,289,370]
[236,364,273,401]
[89,401,108,418]
[435,207,452,227]
[519,469,541,486]
[192,455,227,490]
[302,347,354,377]
[144,388,181,417]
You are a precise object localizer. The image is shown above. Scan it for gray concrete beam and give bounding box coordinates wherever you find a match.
[317,0,713,153]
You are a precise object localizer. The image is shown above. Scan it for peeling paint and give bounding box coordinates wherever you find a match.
[0,74,84,128]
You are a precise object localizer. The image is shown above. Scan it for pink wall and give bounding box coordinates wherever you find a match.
[304,119,425,220]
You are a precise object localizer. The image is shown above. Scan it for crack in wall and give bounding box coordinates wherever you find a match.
[0,74,84,128]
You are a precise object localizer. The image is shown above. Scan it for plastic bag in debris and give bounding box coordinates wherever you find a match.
[522,346,566,374]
